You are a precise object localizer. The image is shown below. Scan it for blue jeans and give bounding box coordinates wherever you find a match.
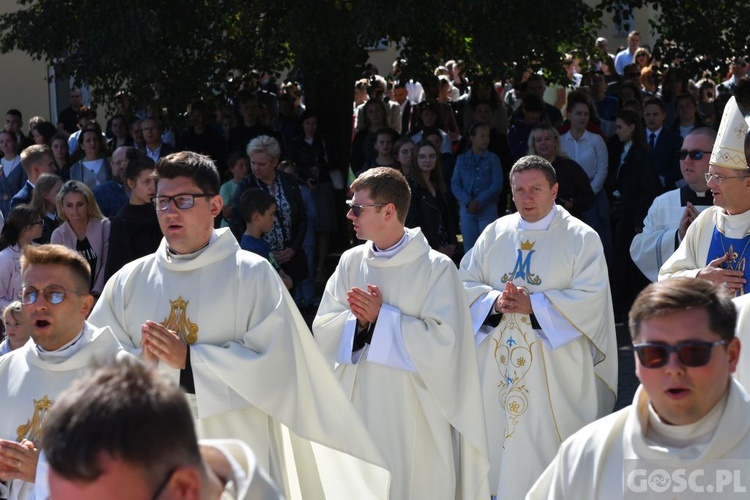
[460,206,497,252]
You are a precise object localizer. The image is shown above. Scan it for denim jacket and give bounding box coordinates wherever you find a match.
[451,149,503,209]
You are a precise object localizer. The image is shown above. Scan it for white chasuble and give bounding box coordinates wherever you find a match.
[459,207,618,498]
[527,380,750,500]
[313,228,490,500]
[0,324,127,499]
[89,228,390,500]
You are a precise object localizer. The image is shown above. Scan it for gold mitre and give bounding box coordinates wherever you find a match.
[710,96,749,170]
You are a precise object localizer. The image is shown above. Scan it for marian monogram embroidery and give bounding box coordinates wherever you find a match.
[501,239,542,285]
[17,395,53,443]
[162,296,199,344]
[494,315,534,446]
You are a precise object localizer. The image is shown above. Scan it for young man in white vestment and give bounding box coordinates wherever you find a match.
[527,278,748,499]
[659,97,750,297]
[313,167,490,499]
[0,244,128,499]
[630,128,716,282]
[89,151,390,499]
[39,358,281,500]
[458,155,618,498]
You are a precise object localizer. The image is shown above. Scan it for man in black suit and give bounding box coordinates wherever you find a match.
[643,97,683,191]
[11,144,56,209]
[141,116,175,163]
[4,109,34,152]
[393,82,412,136]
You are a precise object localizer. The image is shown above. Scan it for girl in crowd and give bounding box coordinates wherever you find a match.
[406,140,458,259]
[51,180,110,296]
[394,137,415,177]
[106,114,134,152]
[29,173,63,244]
[0,205,43,310]
[0,130,26,217]
[105,151,161,282]
[451,121,503,252]
[527,125,594,219]
[69,125,111,190]
[51,133,72,179]
[31,121,57,146]
[0,301,26,356]
[351,99,390,174]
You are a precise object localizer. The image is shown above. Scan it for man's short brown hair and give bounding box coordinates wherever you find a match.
[509,155,557,188]
[629,278,736,341]
[21,244,91,292]
[350,167,411,224]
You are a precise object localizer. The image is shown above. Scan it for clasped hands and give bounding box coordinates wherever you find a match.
[0,438,38,483]
[141,320,188,369]
[347,284,382,327]
[494,281,533,315]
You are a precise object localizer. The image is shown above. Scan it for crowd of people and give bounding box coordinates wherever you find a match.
[1,29,750,499]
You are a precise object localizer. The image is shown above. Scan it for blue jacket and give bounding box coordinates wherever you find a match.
[451,149,503,211]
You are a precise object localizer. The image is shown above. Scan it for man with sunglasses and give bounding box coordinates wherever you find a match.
[630,127,716,282]
[314,167,490,499]
[0,244,128,499]
[660,97,750,297]
[90,151,390,498]
[528,278,744,499]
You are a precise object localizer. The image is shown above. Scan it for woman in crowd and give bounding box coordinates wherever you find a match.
[51,180,110,296]
[232,135,307,284]
[0,205,43,310]
[51,133,72,179]
[69,125,111,190]
[0,130,26,217]
[527,125,594,219]
[0,301,26,356]
[394,137,415,177]
[634,47,651,70]
[405,140,458,259]
[670,93,705,138]
[104,151,160,282]
[287,109,338,282]
[607,109,660,316]
[559,92,612,260]
[351,99,390,175]
[106,114,134,152]
[29,173,63,244]
[31,121,57,146]
[451,121,503,252]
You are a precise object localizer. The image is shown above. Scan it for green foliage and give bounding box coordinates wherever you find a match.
[600,0,750,81]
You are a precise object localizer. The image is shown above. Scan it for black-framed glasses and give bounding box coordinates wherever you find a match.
[150,467,177,500]
[30,219,44,227]
[632,340,727,368]
[346,201,384,217]
[679,150,711,161]
[704,172,750,185]
[152,193,214,211]
[18,285,87,305]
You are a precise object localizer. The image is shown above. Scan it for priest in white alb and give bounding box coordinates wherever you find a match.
[630,128,716,282]
[458,155,618,499]
[528,278,747,500]
[659,97,750,298]
[89,152,390,500]
[0,244,129,499]
[313,167,490,500]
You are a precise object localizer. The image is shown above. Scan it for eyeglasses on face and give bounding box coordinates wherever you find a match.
[704,172,750,185]
[19,285,87,305]
[346,201,384,217]
[30,219,44,227]
[152,193,214,211]
[679,150,711,161]
[632,340,727,368]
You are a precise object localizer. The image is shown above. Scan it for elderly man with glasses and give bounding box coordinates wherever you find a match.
[659,97,750,297]
[90,151,390,499]
[527,277,746,499]
[0,244,129,499]
[630,127,716,282]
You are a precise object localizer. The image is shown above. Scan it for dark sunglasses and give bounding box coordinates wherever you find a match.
[633,340,727,368]
[679,150,712,161]
[346,201,384,217]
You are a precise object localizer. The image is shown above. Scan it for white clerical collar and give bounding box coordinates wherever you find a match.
[372,230,409,258]
[645,391,727,449]
[167,230,219,259]
[36,326,88,363]
[519,204,557,231]
[717,208,750,238]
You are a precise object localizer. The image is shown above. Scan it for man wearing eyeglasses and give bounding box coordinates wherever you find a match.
[0,244,127,499]
[630,127,716,282]
[90,151,390,498]
[527,278,745,499]
[659,97,750,297]
[314,167,490,499]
